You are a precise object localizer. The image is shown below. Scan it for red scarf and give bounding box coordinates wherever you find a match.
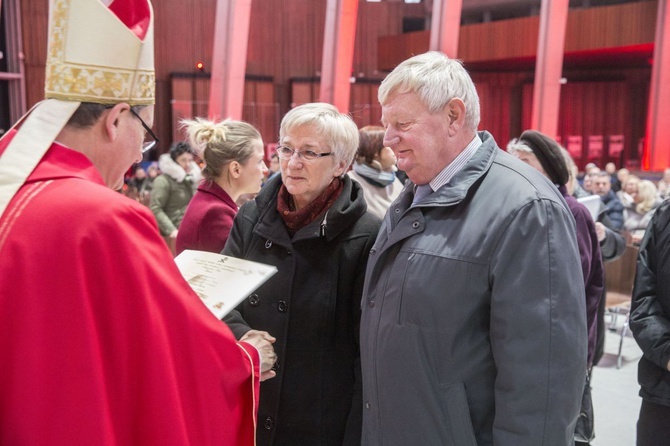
[277,178,343,237]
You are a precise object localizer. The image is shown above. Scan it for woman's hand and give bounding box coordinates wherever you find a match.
[240,330,278,381]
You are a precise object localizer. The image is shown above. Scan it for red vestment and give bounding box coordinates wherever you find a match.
[0,136,260,445]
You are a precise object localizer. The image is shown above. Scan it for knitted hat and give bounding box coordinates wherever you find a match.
[518,130,570,186]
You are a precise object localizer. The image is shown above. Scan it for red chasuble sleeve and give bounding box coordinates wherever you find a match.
[0,141,260,445]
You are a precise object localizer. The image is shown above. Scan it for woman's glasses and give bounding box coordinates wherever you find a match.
[276,145,333,161]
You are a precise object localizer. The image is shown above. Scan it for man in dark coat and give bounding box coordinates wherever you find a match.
[630,200,670,445]
[360,51,586,446]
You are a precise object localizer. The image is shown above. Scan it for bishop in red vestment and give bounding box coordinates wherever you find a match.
[0,136,262,444]
[0,0,275,443]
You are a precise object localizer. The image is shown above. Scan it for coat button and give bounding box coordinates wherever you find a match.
[365,401,371,409]
[368,300,375,308]
[287,250,292,255]
[277,300,287,313]
[265,240,272,249]
[249,294,260,306]
[264,416,274,430]
[412,221,420,229]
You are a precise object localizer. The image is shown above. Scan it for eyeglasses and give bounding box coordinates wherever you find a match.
[276,145,333,161]
[129,107,159,153]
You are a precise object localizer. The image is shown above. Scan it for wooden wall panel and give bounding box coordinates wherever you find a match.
[20,0,48,108]
[460,17,538,63]
[565,1,656,51]
[17,0,655,171]
[473,68,645,171]
[349,82,381,129]
[379,0,657,70]
[472,71,531,148]
[170,76,277,148]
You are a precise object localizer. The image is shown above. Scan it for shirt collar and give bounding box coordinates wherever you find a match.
[425,134,482,193]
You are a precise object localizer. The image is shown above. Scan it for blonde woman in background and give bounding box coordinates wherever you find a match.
[176,118,267,255]
[624,179,663,245]
[618,174,640,211]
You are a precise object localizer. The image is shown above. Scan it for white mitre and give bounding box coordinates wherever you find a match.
[0,0,155,216]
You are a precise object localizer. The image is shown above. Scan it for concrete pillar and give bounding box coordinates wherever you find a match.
[643,0,670,171]
[319,0,359,112]
[208,0,253,120]
[530,0,569,138]
[429,0,463,57]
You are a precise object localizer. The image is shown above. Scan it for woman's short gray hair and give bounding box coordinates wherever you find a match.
[378,51,480,132]
[279,102,359,167]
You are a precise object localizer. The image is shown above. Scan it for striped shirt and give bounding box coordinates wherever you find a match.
[421,134,483,194]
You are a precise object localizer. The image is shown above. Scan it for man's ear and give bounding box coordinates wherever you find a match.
[103,103,130,142]
[446,98,466,133]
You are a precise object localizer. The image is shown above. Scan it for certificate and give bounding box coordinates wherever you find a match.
[174,250,278,319]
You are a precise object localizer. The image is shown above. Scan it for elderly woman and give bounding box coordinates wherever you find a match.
[618,174,640,211]
[347,125,404,220]
[223,103,381,445]
[176,118,267,255]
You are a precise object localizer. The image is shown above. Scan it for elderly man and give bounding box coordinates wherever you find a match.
[0,0,275,444]
[360,51,586,445]
[593,170,625,230]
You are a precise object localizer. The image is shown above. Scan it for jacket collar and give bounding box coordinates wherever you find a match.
[252,174,368,244]
[197,180,237,209]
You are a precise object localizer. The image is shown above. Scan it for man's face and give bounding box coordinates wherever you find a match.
[381,92,453,185]
[107,105,155,190]
[593,176,611,196]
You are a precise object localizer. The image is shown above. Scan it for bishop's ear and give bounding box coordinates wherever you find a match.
[103,103,131,142]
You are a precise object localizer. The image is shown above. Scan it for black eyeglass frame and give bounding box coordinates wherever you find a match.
[128,107,160,153]
[276,145,334,161]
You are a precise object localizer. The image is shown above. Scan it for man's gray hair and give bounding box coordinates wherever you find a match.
[378,51,481,132]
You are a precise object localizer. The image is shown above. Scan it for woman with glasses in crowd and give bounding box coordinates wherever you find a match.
[176,118,267,255]
[222,103,381,445]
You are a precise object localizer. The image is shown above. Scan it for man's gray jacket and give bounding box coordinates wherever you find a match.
[360,131,587,445]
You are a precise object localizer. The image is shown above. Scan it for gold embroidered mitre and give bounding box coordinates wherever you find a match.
[44,0,155,105]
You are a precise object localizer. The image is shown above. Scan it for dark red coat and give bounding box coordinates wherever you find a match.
[561,185,605,367]
[177,180,237,255]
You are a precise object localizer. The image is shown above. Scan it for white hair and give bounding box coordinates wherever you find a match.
[378,51,480,132]
[506,138,534,155]
[279,102,359,167]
